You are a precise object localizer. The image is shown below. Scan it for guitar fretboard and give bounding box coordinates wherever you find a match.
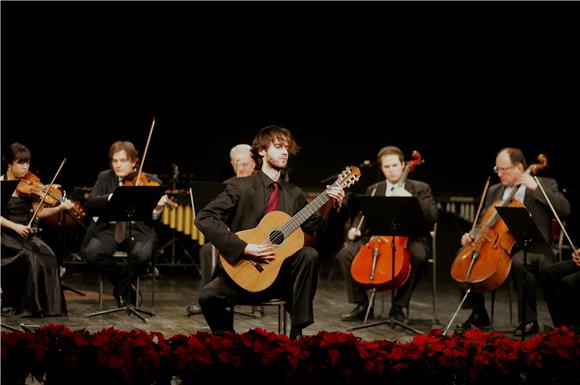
[279,181,337,237]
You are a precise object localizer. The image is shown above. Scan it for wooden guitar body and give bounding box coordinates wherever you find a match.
[220,211,305,292]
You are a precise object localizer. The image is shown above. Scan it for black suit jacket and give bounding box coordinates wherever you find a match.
[195,170,335,264]
[484,177,570,247]
[82,169,160,242]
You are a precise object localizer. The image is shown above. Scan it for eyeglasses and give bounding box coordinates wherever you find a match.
[493,165,516,174]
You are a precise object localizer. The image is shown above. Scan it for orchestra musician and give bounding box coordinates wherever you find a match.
[80,140,171,307]
[186,143,257,316]
[337,146,438,322]
[1,142,74,316]
[539,248,580,333]
[459,147,570,336]
[194,125,345,339]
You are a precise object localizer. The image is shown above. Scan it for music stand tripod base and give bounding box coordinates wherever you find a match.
[88,305,154,323]
[346,287,424,335]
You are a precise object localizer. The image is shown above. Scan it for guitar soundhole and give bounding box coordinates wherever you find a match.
[268,230,285,245]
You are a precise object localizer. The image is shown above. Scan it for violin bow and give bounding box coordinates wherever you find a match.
[135,117,156,185]
[27,158,66,227]
[470,176,491,235]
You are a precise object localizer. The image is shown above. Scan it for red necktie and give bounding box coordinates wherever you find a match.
[265,182,279,213]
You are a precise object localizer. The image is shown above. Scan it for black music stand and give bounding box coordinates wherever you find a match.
[496,206,552,341]
[87,186,164,322]
[347,196,426,335]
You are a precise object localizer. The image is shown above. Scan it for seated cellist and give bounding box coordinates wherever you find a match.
[336,146,438,322]
[459,147,570,336]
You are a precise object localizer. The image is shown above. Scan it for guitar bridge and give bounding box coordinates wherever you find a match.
[250,259,264,272]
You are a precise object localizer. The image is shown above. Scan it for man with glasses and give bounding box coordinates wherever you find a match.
[458,147,570,336]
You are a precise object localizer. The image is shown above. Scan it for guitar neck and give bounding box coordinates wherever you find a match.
[282,183,335,236]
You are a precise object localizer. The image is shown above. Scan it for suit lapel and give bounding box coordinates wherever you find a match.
[374,182,387,197]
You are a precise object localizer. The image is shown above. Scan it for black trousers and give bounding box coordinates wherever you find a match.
[198,246,319,333]
[539,259,580,328]
[336,238,430,309]
[466,250,551,324]
[198,243,216,289]
[82,224,153,299]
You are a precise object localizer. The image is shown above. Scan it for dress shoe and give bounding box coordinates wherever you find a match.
[290,326,303,339]
[113,286,123,307]
[186,303,202,316]
[459,311,491,330]
[341,303,373,321]
[389,306,407,322]
[513,321,539,337]
[115,285,142,307]
[1,307,14,316]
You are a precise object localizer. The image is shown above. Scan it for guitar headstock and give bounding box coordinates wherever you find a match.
[336,166,361,189]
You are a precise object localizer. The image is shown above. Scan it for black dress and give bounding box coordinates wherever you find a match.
[1,195,67,316]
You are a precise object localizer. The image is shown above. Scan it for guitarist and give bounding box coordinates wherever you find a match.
[195,125,346,339]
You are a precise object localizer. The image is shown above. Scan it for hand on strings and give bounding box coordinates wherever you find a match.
[244,243,276,263]
[572,249,580,267]
[326,184,345,211]
[461,233,475,247]
[347,227,362,241]
[514,172,538,191]
[59,198,75,212]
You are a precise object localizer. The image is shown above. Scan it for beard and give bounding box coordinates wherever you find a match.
[266,156,287,171]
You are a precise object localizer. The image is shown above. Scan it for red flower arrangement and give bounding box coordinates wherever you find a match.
[2,325,579,385]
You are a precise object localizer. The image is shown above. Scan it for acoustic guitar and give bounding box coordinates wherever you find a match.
[220,166,361,292]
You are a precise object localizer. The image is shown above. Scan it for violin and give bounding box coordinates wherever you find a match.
[124,171,162,187]
[17,172,85,219]
[123,171,178,208]
[450,154,548,293]
[350,150,424,290]
[17,172,63,206]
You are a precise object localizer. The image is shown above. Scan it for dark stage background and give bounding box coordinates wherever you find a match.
[2,3,579,239]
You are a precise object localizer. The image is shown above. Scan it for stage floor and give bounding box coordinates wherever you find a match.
[1,266,552,342]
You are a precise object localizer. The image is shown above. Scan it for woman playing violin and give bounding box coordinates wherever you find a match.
[1,143,73,316]
[336,146,438,322]
[80,140,171,307]
[459,147,570,336]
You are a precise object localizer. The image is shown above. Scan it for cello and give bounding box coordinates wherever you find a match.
[450,154,548,293]
[350,151,424,291]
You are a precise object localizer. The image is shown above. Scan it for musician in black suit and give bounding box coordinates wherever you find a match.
[460,147,570,336]
[195,125,345,339]
[337,146,439,322]
[80,141,171,307]
[539,248,580,333]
